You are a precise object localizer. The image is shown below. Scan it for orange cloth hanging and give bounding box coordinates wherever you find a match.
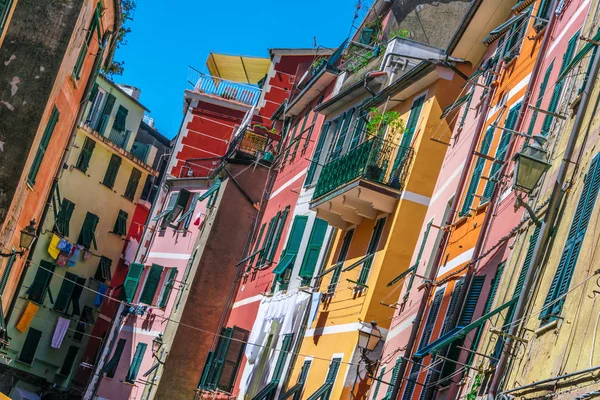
[16,301,39,332]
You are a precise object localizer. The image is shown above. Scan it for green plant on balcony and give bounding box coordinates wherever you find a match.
[366,108,404,137]
[390,28,411,40]
[312,57,327,73]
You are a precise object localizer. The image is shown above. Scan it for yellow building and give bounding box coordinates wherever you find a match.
[287,35,469,399]
[3,75,157,398]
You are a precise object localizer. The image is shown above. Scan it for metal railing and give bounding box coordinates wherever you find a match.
[188,67,261,107]
[107,128,131,150]
[313,136,414,200]
[130,142,150,163]
[239,130,268,156]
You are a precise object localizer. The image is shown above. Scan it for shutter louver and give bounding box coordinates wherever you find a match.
[458,276,486,326]
[299,218,328,278]
[122,263,144,303]
[140,264,164,305]
[418,289,445,350]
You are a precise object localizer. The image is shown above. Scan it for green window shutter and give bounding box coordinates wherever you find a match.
[0,253,16,295]
[402,362,420,400]
[140,264,164,305]
[581,46,598,94]
[89,83,99,104]
[0,0,14,35]
[541,153,600,323]
[514,224,542,297]
[75,137,96,172]
[211,326,248,392]
[54,272,78,313]
[418,289,445,350]
[504,12,528,60]
[458,276,486,326]
[77,212,99,249]
[413,221,433,268]
[441,279,464,335]
[59,345,79,376]
[386,357,403,398]
[372,366,385,399]
[325,358,341,383]
[114,105,129,132]
[126,342,147,383]
[349,107,367,150]
[303,102,322,153]
[28,106,60,186]
[299,218,327,278]
[96,94,116,135]
[199,351,216,389]
[158,268,178,308]
[304,122,331,186]
[267,206,290,262]
[328,229,354,293]
[271,334,294,383]
[113,210,128,236]
[73,10,99,79]
[291,110,311,159]
[19,328,42,365]
[249,223,266,269]
[103,154,122,189]
[55,198,75,237]
[279,215,308,262]
[122,263,144,303]
[258,216,278,266]
[528,61,554,136]
[357,217,386,285]
[104,338,126,378]
[124,168,142,200]
[399,95,425,150]
[330,109,355,160]
[27,260,55,304]
[94,256,112,282]
[461,127,494,215]
[483,262,505,314]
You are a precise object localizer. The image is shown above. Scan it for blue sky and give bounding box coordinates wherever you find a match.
[112,0,361,139]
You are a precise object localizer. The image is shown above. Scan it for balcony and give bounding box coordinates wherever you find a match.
[311,137,413,228]
[107,127,131,150]
[188,68,261,107]
[225,127,274,164]
[130,141,150,163]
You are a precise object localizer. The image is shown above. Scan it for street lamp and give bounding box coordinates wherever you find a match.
[513,135,551,194]
[152,334,164,354]
[357,321,383,352]
[0,219,37,258]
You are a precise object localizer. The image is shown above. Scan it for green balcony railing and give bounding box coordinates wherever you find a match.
[313,136,413,200]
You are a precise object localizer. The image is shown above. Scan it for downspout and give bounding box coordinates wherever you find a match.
[5,30,112,323]
[388,55,498,400]
[488,7,600,399]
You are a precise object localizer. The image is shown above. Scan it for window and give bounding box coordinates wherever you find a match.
[59,345,79,376]
[372,366,385,399]
[299,218,328,285]
[0,0,14,35]
[153,193,178,226]
[418,289,445,350]
[527,61,554,136]
[103,338,126,378]
[279,359,312,399]
[94,256,112,282]
[199,326,249,392]
[139,264,164,305]
[0,253,16,295]
[357,217,386,285]
[113,105,129,132]
[540,153,600,324]
[73,3,101,79]
[302,101,322,154]
[113,210,128,236]
[534,0,552,31]
[54,272,86,315]
[86,83,105,127]
[330,109,355,160]
[54,198,75,237]
[460,127,494,215]
[386,357,402,399]
[502,9,529,61]
[175,193,200,230]
[349,107,368,150]
[78,212,99,249]
[103,154,122,189]
[248,223,266,271]
[457,276,486,327]
[402,362,420,400]
[482,103,522,201]
[124,168,142,201]
[266,207,290,262]
[96,93,116,135]
[27,260,55,304]
[126,342,147,383]
[328,229,353,294]
[392,95,425,175]
[75,137,96,173]
[306,358,341,400]
[440,280,464,335]
[304,122,331,187]
[122,263,144,303]
[169,189,192,224]
[158,268,178,308]
[18,328,42,365]
[290,110,310,160]
[272,215,308,289]
[28,106,60,186]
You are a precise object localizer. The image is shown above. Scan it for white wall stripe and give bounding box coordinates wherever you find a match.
[436,248,475,277]
[386,313,417,341]
[148,252,191,260]
[232,294,263,309]
[305,322,389,338]
[121,326,162,337]
[548,0,591,56]
[430,161,465,205]
[400,190,431,207]
[269,169,307,200]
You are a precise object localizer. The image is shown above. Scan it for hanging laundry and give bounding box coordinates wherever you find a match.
[95,283,108,307]
[123,238,138,266]
[56,252,69,267]
[16,301,39,332]
[57,239,72,253]
[82,249,91,260]
[66,246,81,267]
[308,292,321,326]
[51,317,70,348]
[47,234,61,259]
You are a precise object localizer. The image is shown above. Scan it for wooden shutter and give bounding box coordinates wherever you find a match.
[122,263,144,303]
[386,357,403,398]
[140,264,164,305]
[528,62,554,136]
[59,345,79,376]
[418,289,445,349]
[124,168,142,200]
[28,260,55,304]
[358,217,386,284]
[97,94,116,134]
[372,366,385,399]
[514,224,541,297]
[94,256,112,282]
[0,253,15,295]
[413,221,433,268]
[305,122,331,186]
[271,334,294,383]
[349,107,367,150]
[54,272,78,313]
[126,342,147,383]
[78,212,99,249]
[458,276,486,326]
[217,326,248,392]
[113,210,128,236]
[158,268,178,308]
[419,369,434,400]
[267,207,290,262]
[398,95,425,155]
[28,106,60,186]
[441,280,464,335]
[483,263,505,314]
[337,228,354,263]
[461,127,494,214]
[249,223,266,268]
[299,218,327,278]
[331,109,355,160]
[103,154,122,188]
[19,328,42,364]
[75,137,96,172]
[104,338,126,378]
[258,214,278,266]
[0,0,13,34]
[56,199,75,237]
[113,105,129,132]
[291,110,311,159]
[402,362,420,400]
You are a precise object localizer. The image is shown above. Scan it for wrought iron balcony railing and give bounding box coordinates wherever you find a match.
[130,141,150,163]
[188,67,261,107]
[107,128,131,150]
[313,136,414,200]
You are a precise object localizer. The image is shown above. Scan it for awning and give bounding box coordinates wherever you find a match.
[273,254,295,275]
[199,178,222,201]
[483,13,527,45]
[557,28,600,82]
[413,297,517,359]
[206,53,270,84]
[512,0,535,13]
[441,93,472,119]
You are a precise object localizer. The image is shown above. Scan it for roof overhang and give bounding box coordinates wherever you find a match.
[314,73,388,116]
[285,66,339,117]
[184,89,253,112]
[268,48,335,57]
[206,53,270,84]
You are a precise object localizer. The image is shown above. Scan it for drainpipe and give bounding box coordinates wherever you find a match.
[388,56,499,400]
[488,8,600,399]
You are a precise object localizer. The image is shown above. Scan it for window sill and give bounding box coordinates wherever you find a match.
[99,182,117,193]
[121,194,135,204]
[535,319,558,336]
[25,181,34,192]
[73,166,91,177]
